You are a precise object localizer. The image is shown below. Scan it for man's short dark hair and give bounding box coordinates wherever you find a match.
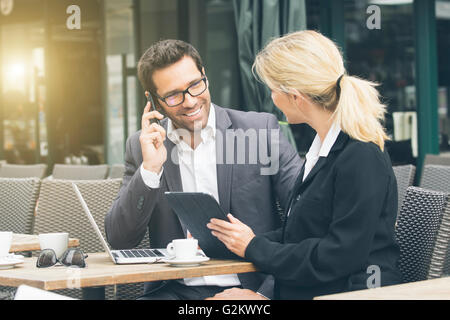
[137,39,204,94]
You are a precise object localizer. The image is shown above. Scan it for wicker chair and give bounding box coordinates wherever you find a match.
[33,178,122,299]
[0,178,41,233]
[0,164,47,179]
[393,165,416,219]
[419,165,450,193]
[108,164,125,179]
[424,154,450,167]
[51,164,109,180]
[395,186,450,283]
[0,178,41,300]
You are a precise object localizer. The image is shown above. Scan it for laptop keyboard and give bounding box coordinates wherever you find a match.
[120,249,164,258]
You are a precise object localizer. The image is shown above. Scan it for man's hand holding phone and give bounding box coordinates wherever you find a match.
[140,95,166,174]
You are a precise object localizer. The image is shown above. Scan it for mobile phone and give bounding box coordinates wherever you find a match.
[146,92,161,125]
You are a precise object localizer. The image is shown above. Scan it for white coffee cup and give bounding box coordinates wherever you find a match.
[166,238,198,260]
[39,233,69,258]
[0,231,13,257]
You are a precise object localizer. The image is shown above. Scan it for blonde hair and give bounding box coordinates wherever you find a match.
[253,30,389,151]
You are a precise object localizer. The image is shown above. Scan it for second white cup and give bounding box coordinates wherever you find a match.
[39,233,69,258]
[166,238,198,260]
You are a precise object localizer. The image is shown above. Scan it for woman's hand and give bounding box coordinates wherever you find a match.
[207,214,255,258]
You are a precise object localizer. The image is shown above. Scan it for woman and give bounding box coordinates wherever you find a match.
[207,30,402,300]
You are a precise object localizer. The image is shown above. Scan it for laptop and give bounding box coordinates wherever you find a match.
[72,183,170,264]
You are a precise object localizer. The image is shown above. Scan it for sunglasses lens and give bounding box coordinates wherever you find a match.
[37,249,57,268]
[60,249,86,268]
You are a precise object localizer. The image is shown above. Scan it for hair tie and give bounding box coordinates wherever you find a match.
[336,74,344,99]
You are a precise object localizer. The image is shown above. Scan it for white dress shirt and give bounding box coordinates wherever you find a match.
[303,121,341,182]
[140,104,241,287]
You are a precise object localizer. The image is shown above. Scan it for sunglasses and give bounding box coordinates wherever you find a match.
[36,248,88,268]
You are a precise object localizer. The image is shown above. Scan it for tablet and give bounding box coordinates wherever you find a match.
[164,192,240,260]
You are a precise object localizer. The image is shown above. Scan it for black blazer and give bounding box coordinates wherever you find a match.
[245,131,402,299]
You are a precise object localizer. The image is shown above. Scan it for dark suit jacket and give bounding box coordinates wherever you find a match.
[245,131,402,299]
[104,104,302,298]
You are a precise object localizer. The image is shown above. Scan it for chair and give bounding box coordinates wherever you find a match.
[51,164,109,180]
[0,164,47,179]
[392,165,416,218]
[33,178,122,299]
[424,154,450,167]
[0,178,41,300]
[395,186,450,283]
[420,165,450,193]
[108,164,125,179]
[0,178,41,234]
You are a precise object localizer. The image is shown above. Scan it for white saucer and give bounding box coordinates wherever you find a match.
[162,255,210,267]
[0,255,24,270]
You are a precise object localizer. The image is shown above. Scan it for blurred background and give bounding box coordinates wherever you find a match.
[0,0,449,174]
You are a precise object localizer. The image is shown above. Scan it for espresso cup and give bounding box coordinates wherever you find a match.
[38,233,69,258]
[166,238,198,260]
[0,231,13,257]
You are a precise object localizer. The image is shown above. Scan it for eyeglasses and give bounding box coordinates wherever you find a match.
[36,248,88,268]
[153,76,208,107]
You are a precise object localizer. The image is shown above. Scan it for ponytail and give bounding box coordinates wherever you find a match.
[333,75,389,151]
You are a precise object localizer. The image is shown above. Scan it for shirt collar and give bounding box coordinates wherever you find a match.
[305,121,341,160]
[167,103,216,146]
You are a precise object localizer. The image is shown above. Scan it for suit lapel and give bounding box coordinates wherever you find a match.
[293,131,349,195]
[161,120,183,192]
[215,105,233,214]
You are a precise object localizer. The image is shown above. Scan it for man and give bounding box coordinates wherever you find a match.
[104,39,301,300]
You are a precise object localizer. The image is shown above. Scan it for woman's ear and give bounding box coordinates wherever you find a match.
[290,89,304,107]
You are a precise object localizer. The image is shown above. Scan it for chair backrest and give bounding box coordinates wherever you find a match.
[0,178,41,234]
[428,197,450,279]
[0,164,47,179]
[52,164,109,180]
[396,186,450,283]
[393,165,416,218]
[424,154,450,167]
[420,165,450,193]
[34,178,122,252]
[108,164,125,179]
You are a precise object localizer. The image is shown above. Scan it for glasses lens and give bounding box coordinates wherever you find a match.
[165,93,184,107]
[188,79,206,96]
[36,249,57,268]
[60,249,86,268]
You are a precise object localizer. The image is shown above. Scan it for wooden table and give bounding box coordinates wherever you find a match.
[314,276,450,300]
[10,234,80,253]
[0,252,257,299]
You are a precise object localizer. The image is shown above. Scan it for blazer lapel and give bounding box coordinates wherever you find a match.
[161,121,183,192]
[214,105,233,214]
[294,131,349,194]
